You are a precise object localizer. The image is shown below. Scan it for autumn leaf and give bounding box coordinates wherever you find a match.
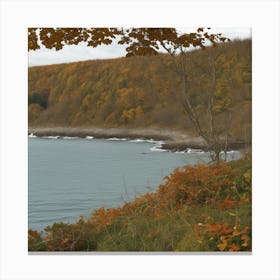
[229,244,240,251]
[228,211,236,217]
[217,240,228,251]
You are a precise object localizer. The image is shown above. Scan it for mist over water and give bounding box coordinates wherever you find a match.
[28,137,241,231]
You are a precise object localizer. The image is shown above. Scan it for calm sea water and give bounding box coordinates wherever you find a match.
[28,137,241,231]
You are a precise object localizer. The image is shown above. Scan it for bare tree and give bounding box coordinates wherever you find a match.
[118,28,231,162]
[28,27,231,162]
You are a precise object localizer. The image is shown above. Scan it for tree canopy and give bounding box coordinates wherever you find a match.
[28,28,229,55]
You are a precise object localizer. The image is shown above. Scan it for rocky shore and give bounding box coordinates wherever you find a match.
[28,127,248,152]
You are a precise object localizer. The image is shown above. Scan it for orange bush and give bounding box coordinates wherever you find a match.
[195,222,251,251]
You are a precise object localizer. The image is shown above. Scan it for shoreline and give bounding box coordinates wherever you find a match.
[28,126,248,152]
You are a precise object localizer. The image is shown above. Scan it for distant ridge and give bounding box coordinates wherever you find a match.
[28,39,251,143]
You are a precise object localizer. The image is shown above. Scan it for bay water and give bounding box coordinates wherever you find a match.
[28,136,241,231]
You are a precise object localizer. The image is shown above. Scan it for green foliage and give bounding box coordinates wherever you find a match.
[29,218,97,251]
[28,158,251,252]
[28,92,49,109]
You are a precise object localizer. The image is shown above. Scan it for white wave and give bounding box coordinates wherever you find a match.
[128,139,162,144]
[175,151,186,154]
[129,139,147,143]
[42,136,60,139]
[85,136,94,139]
[28,133,37,138]
[63,136,78,140]
[107,137,127,141]
[150,145,167,152]
[187,148,205,154]
[146,139,164,144]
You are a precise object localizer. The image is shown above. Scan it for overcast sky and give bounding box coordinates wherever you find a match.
[28,28,251,67]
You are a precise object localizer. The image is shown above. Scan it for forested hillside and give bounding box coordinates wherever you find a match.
[28,39,251,142]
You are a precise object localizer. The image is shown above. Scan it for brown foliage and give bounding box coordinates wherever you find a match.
[28,28,227,53]
[28,40,251,144]
[195,222,251,251]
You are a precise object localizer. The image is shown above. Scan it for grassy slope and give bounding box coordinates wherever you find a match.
[28,157,251,252]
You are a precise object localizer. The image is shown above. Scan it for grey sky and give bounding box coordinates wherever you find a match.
[28,28,251,67]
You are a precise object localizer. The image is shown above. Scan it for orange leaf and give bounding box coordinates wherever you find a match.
[217,240,227,251]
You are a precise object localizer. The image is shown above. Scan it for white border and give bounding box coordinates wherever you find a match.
[0,0,279,279]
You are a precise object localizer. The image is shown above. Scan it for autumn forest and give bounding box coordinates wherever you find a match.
[28,29,252,252]
[28,39,251,143]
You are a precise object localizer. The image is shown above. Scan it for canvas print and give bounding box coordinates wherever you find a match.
[28,28,252,252]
